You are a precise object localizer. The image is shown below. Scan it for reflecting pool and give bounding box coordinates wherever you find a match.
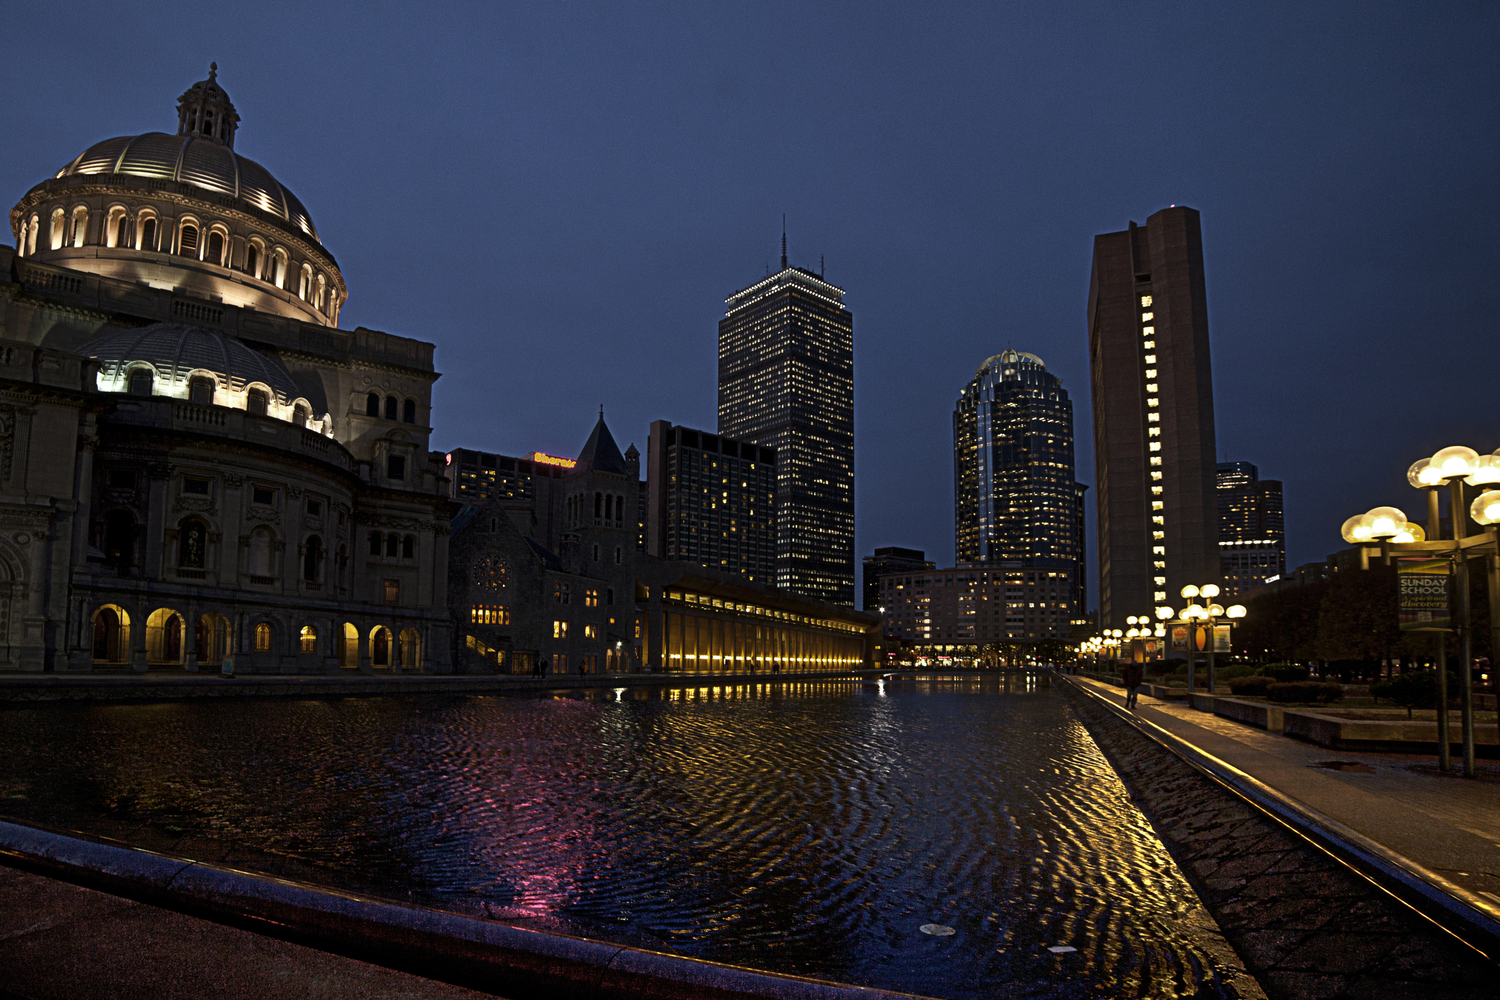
[0,675,1245,998]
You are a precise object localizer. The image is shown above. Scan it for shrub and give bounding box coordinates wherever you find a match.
[1266,681,1344,704]
[1370,670,1450,717]
[1265,663,1311,683]
[1227,675,1275,698]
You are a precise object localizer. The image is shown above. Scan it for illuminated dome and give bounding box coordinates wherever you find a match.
[976,350,1045,376]
[56,133,319,242]
[81,323,328,430]
[10,65,345,328]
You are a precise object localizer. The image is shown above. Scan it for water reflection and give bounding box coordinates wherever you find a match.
[0,676,1241,998]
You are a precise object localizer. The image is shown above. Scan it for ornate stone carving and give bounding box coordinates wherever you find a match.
[224,473,244,487]
[172,496,218,514]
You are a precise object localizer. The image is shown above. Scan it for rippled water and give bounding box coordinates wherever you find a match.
[0,676,1243,997]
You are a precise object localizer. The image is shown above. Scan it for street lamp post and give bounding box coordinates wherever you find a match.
[1343,444,1500,778]
[1159,586,1246,696]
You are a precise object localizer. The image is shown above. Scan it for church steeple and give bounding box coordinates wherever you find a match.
[176,63,240,148]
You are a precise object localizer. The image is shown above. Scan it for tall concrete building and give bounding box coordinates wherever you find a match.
[1088,206,1219,628]
[718,243,854,605]
[953,350,1085,611]
[1216,461,1285,597]
[645,420,777,585]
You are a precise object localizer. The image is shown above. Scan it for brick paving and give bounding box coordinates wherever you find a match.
[1061,681,1496,1000]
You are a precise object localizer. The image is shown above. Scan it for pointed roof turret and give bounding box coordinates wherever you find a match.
[575,413,628,475]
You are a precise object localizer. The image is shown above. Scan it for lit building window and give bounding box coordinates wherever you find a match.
[1147,413,1160,422]
[553,620,568,639]
[1154,590,1167,601]
[1149,442,1161,452]
[1142,326,1154,336]
[471,605,510,625]
[254,623,272,651]
[1151,501,1164,510]
[1141,312,1153,322]
[1145,369,1157,379]
[1150,457,1162,466]
[1144,355,1156,364]
[1147,397,1159,407]
[1140,295,1153,307]
[300,626,317,653]
[584,624,598,639]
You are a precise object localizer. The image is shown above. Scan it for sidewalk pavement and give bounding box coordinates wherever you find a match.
[1074,677,1500,908]
[0,865,497,1000]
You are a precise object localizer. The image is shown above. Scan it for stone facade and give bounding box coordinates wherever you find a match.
[0,70,453,674]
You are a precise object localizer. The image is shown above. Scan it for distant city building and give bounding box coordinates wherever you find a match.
[862,546,934,613]
[645,420,777,584]
[877,562,1074,649]
[1088,206,1220,628]
[450,415,880,676]
[1216,461,1285,597]
[718,242,855,605]
[953,350,1087,612]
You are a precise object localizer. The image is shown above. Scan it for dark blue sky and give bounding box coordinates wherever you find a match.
[5,3,1496,597]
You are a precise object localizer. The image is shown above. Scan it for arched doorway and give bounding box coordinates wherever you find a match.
[145,608,185,666]
[195,613,232,667]
[91,605,132,666]
[369,626,392,669]
[339,622,360,668]
[398,628,421,672]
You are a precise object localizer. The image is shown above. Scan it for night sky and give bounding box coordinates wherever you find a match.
[4,3,1496,602]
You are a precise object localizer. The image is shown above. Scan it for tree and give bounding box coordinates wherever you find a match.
[1316,565,1400,678]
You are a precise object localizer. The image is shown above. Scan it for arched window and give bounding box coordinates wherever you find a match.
[106,208,128,248]
[368,531,381,556]
[70,206,88,247]
[315,272,326,310]
[300,625,317,654]
[179,222,199,258]
[271,248,287,287]
[303,535,322,582]
[605,495,614,523]
[103,510,135,569]
[298,263,312,300]
[49,208,65,250]
[245,240,261,278]
[93,605,129,662]
[128,368,154,396]
[247,526,274,577]
[366,392,380,417]
[189,376,215,406]
[293,403,310,427]
[402,399,416,424]
[254,622,272,652]
[385,533,399,558]
[206,229,225,266]
[177,517,207,568]
[401,535,414,559]
[139,217,157,251]
[247,388,268,416]
[594,492,603,521]
[371,627,390,667]
[384,396,398,420]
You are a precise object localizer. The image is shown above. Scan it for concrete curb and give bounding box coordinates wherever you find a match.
[1058,675,1500,965]
[0,819,934,1000]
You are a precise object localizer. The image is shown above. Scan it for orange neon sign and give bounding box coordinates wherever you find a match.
[530,451,576,469]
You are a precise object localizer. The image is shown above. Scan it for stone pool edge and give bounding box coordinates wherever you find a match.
[0,818,936,1000]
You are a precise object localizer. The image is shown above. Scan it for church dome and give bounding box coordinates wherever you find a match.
[10,65,344,329]
[81,323,323,424]
[56,132,320,243]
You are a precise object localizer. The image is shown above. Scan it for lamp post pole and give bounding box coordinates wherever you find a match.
[1424,482,1450,771]
[1448,476,1477,777]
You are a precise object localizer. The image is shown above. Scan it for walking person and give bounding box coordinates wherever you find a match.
[1123,659,1144,710]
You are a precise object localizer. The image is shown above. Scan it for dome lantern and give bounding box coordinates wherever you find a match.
[176,62,240,149]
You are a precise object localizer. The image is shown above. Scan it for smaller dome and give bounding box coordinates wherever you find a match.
[81,323,315,415]
[976,350,1045,376]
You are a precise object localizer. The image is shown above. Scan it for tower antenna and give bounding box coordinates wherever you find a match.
[781,215,787,271]
[820,254,825,279]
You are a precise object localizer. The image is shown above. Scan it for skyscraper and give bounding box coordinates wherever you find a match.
[645,420,778,584]
[1088,206,1219,628]
[953,350,1085,610]
[718,243,855,605]
[1216,461,1285,596]
[861,546,933,613]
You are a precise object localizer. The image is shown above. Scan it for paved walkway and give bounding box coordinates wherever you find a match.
[1073,677,1500,907]
[0,865,498,1000]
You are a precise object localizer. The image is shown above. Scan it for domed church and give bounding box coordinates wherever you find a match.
[1,67,454,673]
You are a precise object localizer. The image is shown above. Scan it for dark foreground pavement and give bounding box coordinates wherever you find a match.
[0,865,496,1000]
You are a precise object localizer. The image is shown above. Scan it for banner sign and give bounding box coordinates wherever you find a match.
[1397,557,1451,631]
[1170,625,1188,653]
[1213,624,1232,653]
